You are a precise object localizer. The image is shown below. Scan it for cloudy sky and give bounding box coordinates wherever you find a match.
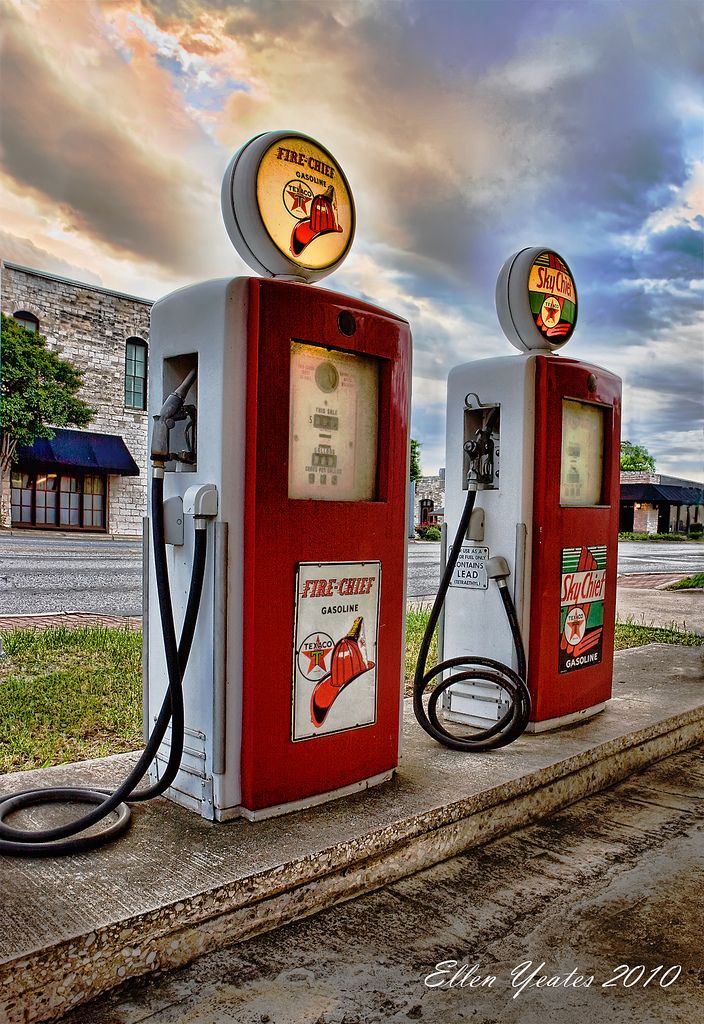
[1,0,702,478]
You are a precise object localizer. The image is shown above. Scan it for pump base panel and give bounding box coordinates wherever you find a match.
[221,768,395,822]
[524,701,606,733]
[443,681,607,733]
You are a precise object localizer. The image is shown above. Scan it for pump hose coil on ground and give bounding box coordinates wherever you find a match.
[0,475,206,857]
[413,487,532,751]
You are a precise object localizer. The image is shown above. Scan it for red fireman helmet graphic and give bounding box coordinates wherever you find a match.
[310,616,374,727]
[290,185,343,257]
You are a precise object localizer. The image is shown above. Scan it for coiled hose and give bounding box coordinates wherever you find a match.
[413,486,532,751]
[0,475,206,856]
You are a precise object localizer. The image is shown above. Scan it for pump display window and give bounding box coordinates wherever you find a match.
[10,469,107,530]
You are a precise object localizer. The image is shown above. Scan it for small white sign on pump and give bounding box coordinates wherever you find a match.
[221,131,356,282]
[449,544,489,590]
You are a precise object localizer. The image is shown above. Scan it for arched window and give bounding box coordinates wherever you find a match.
[13,310,39,333]
[125,337,148,410]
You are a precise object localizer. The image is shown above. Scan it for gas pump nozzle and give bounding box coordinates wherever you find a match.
[464,417,496,488]
[151,368,198,465]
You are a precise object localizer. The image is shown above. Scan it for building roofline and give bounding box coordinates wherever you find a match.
[1,261,153,306]
[620,471,704,489]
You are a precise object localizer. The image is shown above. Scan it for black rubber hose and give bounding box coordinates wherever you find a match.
[131,514,207,801]
[0,475,207,856]
[413,486,532,751]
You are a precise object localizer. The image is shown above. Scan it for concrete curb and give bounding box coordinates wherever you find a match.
[1,645,702,1023]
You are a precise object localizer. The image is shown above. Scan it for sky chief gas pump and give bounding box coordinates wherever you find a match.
[414,248,621,750]
[146,132,410,820]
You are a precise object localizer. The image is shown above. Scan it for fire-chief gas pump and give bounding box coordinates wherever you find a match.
[413,248,621,750]
[0,131,409,856]
[144,131,410,820]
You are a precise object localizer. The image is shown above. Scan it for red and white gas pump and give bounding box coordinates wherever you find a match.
[146,131,411,819]
[413,248,621,749]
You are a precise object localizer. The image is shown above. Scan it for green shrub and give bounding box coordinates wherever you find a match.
[618,531,689,542]
[416,525,442,541]
[688,522,703,538]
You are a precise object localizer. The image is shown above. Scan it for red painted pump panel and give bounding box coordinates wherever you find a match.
[528,355,622,723]
[239,278,410,812]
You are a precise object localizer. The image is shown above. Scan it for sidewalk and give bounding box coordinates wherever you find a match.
[0,577,700,636]
[0,643,702,1024]
[0,612,142,632]
[615,575,703,635]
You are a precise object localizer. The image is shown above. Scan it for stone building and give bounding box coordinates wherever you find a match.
[1,262,151,536]
[414,471,445,528]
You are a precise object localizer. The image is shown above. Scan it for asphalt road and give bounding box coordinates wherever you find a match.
[405,540,703,602]
[61,746,704,1024]
[0,534,142,616]
[0,534,701,617]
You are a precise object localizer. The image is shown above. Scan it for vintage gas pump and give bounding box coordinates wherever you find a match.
[0,132,409,856]
[414,248,621,749]
[145,131,410,819]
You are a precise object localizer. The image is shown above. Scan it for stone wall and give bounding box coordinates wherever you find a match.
[1,262,151,535]
[633,504,659,534]
[414,474,445,524]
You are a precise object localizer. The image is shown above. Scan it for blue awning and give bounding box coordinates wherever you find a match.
[621,483,703,505]
[17,428,140,476]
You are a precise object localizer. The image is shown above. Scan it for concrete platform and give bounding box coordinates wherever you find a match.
[59,747,704,1024]
[1,643,702,1024]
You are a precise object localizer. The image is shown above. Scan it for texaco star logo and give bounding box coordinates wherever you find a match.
[297,631,334,680]
[541,295,561,326]
[283,180,314,219]
[564,606,586,645]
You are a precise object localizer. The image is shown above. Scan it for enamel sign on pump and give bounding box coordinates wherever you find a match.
[146,131,410,819]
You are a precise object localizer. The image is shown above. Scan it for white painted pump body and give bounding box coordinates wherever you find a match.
[145,277,248,819]
[442,354,538,727]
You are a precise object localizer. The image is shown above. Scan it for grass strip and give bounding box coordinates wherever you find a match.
[618,532,701,542]
[0,627,142,773]
[0,620,702,773]
[666,573,704,591]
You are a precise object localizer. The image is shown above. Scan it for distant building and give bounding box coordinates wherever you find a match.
[415,470,445,530]
[1,262,151,535]
[619,472,703,535]
[412,466,702,538]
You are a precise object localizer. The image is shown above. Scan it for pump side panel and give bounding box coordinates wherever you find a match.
[443,355,536,676]
[529,356,621,721]
[239,278,410,812]
[148,277,249,816]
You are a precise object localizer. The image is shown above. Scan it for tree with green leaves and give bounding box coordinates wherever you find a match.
[620,440,656,472]
[0,313,94,526]
[410,438,422,482]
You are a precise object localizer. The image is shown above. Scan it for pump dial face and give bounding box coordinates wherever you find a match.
[289,342,378,501]
[315,361,339,393]
[560,400,604,506]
